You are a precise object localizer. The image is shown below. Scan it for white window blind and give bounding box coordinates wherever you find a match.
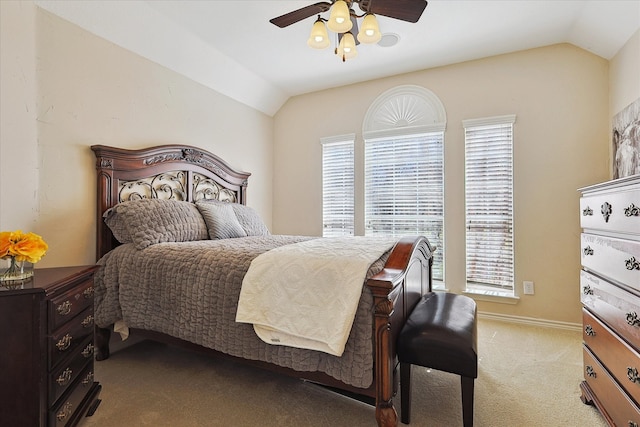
[322,136,355,237]
[464,116,515,292]
[364,132,444,280]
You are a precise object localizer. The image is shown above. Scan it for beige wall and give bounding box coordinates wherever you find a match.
[273,44,611,324]
[0,2,274,267]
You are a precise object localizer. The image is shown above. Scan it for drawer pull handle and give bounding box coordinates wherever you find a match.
[601,202,612,223]
[56,334,73,351]
[582,285,594,296]
[82,371,94,386]
[628,367,640,384]
[82,343,95,358]
[56,300,72,316]
[585,365,596,378]
[626,257,640,271]
[631,422,639,427]
[81,314,94,328]
[627,312,640,327]
[582,206,593,216]
[584,325,595,336]
[583,246,594,256]
[83,286,94,299]
[56,402,73,421]
[624,203,639,217]
[56,368,73,386]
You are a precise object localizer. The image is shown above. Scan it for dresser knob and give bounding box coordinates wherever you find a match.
[627,312,640,327]
[584,325,595,336]
[582,246,594,256]
[81,314,94,328]
[83,286,94,299]
[630,421,639,427]
[624,203,639,217]
[585,365,596,378]
[601,202,612,223]
[82,371,94,386]
[56,300,72,316]
[582,206,593,216]
[628,367,640,384]
[582,285,594,296]
[56,402,73,421]
[625,257,640,271]
[56,334,73,351]
[82,343,95,358]
[56,368,73,386]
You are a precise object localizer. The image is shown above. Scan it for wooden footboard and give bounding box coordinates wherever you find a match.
[367,235,434,427]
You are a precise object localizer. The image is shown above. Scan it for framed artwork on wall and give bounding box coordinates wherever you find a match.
[612,97,640,179]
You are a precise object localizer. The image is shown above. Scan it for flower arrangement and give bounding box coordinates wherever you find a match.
[0,230,48,283]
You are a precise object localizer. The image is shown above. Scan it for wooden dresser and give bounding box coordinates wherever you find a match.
[579,175,640,426]
[0,265,102,427]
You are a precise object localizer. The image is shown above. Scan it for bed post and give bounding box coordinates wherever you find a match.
[367,236,433,427]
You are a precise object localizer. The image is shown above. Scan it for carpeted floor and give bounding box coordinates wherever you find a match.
[83,318,606,426]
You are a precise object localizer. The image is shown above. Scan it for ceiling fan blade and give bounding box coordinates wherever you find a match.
[363,0,428,23]
[270,2,332,28]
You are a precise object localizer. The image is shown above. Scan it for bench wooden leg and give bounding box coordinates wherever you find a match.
[400,362,412,424]
[461,376,474,427]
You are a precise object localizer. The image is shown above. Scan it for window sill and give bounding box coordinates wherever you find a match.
[463,289,519,305]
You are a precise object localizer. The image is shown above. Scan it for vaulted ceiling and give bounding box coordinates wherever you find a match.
[35,1,640,116]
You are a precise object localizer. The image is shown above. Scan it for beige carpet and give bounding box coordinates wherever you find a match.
[83,318,606,426]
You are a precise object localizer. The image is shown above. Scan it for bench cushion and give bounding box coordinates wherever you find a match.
[397,292,478,378]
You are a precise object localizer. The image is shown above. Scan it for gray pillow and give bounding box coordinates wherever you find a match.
[196,201,247,239]
[230,204,270,236]
[105,199,209,249]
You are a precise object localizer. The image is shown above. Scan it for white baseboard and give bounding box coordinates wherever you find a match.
[478,311,582,332]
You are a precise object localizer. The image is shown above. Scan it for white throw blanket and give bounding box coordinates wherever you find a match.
[235,236,396,356]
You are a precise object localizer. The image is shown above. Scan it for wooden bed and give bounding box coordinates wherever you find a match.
[91,144,434,427]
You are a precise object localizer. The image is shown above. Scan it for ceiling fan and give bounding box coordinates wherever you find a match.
[270,0,428,61]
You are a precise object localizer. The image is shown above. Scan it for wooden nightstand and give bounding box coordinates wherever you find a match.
[0,265,102,427]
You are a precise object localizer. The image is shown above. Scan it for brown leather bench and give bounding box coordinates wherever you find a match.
[397,292,478,426]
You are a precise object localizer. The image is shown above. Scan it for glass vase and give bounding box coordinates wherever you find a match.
[0,257,34,288]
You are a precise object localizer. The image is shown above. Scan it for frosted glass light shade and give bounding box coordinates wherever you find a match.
[357,13,381,44]
[327,0,352,33]
[336,32,358,61]
[307,19,330,49]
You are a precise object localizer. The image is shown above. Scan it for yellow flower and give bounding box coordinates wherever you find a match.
[0,230,48,263]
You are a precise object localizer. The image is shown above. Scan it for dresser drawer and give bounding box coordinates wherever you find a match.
[580,185,640,234]
[583,309,640,406]
[581,270,640,351]
[49,307,95,369]
[49,277,95,331]
[49,364,96,427]
[581,233,640,290]
[583,345,640,426]
[49,337,93,406]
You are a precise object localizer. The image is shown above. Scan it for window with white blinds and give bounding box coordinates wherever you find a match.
[464,115,515,292]
[322,135,355,237]
[364,132,444,281]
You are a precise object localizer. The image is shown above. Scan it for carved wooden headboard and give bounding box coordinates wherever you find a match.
[91,145,251,260]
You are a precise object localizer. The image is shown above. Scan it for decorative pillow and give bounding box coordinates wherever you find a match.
[230,204,270,236]
[105,199,209,249]
[196,201,247,239]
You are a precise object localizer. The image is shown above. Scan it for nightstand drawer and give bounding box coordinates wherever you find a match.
[581,233,640,290]
[580,185,640,234]
[49,278,95,331]
[49,308,94,369]
[49,364,96,427]
[583,309,640,406]
[583,345,640,427]
[581,270,640,352]
[49,337,93,406]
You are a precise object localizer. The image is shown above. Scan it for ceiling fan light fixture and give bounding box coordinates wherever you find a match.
[336,32,357,61]
[327,0,352,33]
[357,13,381,44]
[307,17,330,49]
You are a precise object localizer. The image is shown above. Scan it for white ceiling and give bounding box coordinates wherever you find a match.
[35,1,640,116]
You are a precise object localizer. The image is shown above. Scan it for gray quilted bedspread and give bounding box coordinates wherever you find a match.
[94,235,390,388]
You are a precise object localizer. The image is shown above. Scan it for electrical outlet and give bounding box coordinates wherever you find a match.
[523,281,535,295]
